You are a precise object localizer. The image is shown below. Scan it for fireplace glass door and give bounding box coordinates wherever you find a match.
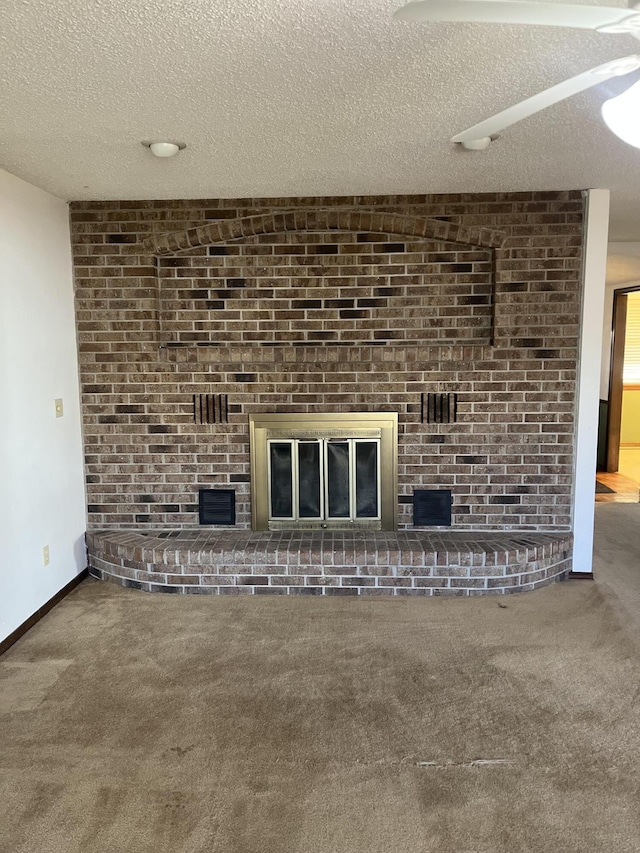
[250,413,397,531]
[268,438,380,525]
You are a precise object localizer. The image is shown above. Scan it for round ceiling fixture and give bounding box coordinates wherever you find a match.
[602,79,640,149]
[142,141,186,158]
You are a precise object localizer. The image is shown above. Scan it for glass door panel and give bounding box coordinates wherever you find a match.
[268,437,381,525]
[326,441,350,518]
[298,441,322,518]
[269,442,293,518]
[355,441,379,518]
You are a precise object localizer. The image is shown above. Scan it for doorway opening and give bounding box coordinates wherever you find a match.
[599,287,640,500]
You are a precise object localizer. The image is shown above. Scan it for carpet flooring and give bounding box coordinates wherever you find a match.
[2,511,640,852]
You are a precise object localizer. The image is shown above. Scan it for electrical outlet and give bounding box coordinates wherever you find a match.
[43,545,50,566]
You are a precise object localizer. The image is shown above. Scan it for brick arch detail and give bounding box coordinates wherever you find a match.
[143,208,507,255]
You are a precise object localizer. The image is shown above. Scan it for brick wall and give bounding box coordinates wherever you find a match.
[70,192,584,531]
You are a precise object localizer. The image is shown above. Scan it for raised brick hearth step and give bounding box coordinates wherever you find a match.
[86,530,573,596]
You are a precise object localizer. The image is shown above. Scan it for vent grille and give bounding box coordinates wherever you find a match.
[421,393,457,424]
[413,490,452,526]
[194,394,228,424]
[199,489,236,525]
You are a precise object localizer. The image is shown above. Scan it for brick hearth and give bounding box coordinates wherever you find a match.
[86,530,573,596]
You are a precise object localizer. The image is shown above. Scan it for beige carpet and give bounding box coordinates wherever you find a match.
[2,512,640,851]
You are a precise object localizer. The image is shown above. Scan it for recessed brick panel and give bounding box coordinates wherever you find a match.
[158,236,494,347]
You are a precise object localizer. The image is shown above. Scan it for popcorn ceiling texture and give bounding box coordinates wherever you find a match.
[70,191,584,534]
[1,0,637,238]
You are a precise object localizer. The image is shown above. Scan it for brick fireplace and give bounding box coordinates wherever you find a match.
[72,192,582,594]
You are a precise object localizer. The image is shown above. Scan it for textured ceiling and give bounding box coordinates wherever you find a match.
[2,0,640,237]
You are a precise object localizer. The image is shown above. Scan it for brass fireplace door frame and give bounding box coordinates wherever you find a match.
[249,412,398,531]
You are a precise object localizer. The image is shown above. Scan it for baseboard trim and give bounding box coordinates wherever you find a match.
[569,571,594,580]
[0,569,89,657]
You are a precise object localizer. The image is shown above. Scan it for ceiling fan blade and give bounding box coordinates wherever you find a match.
[395,0,640,33]
[450,55,640,147]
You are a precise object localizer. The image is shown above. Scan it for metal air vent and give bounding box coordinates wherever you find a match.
[413,489,452,526]
[194,394,228,424]
[199,489,236,525]
[421,393,458,424]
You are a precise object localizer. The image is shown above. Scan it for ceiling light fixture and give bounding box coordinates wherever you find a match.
[602,79,640,149]
[142,141,186,158]
[459,136,493,150]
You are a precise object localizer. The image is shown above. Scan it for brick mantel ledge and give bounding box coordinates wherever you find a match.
[86,529,572,596]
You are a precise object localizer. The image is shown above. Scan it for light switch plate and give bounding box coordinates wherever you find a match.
[54,398,63,418]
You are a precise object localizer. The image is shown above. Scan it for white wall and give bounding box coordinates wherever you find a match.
[572,189,610,574]
[0,169,86,643]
